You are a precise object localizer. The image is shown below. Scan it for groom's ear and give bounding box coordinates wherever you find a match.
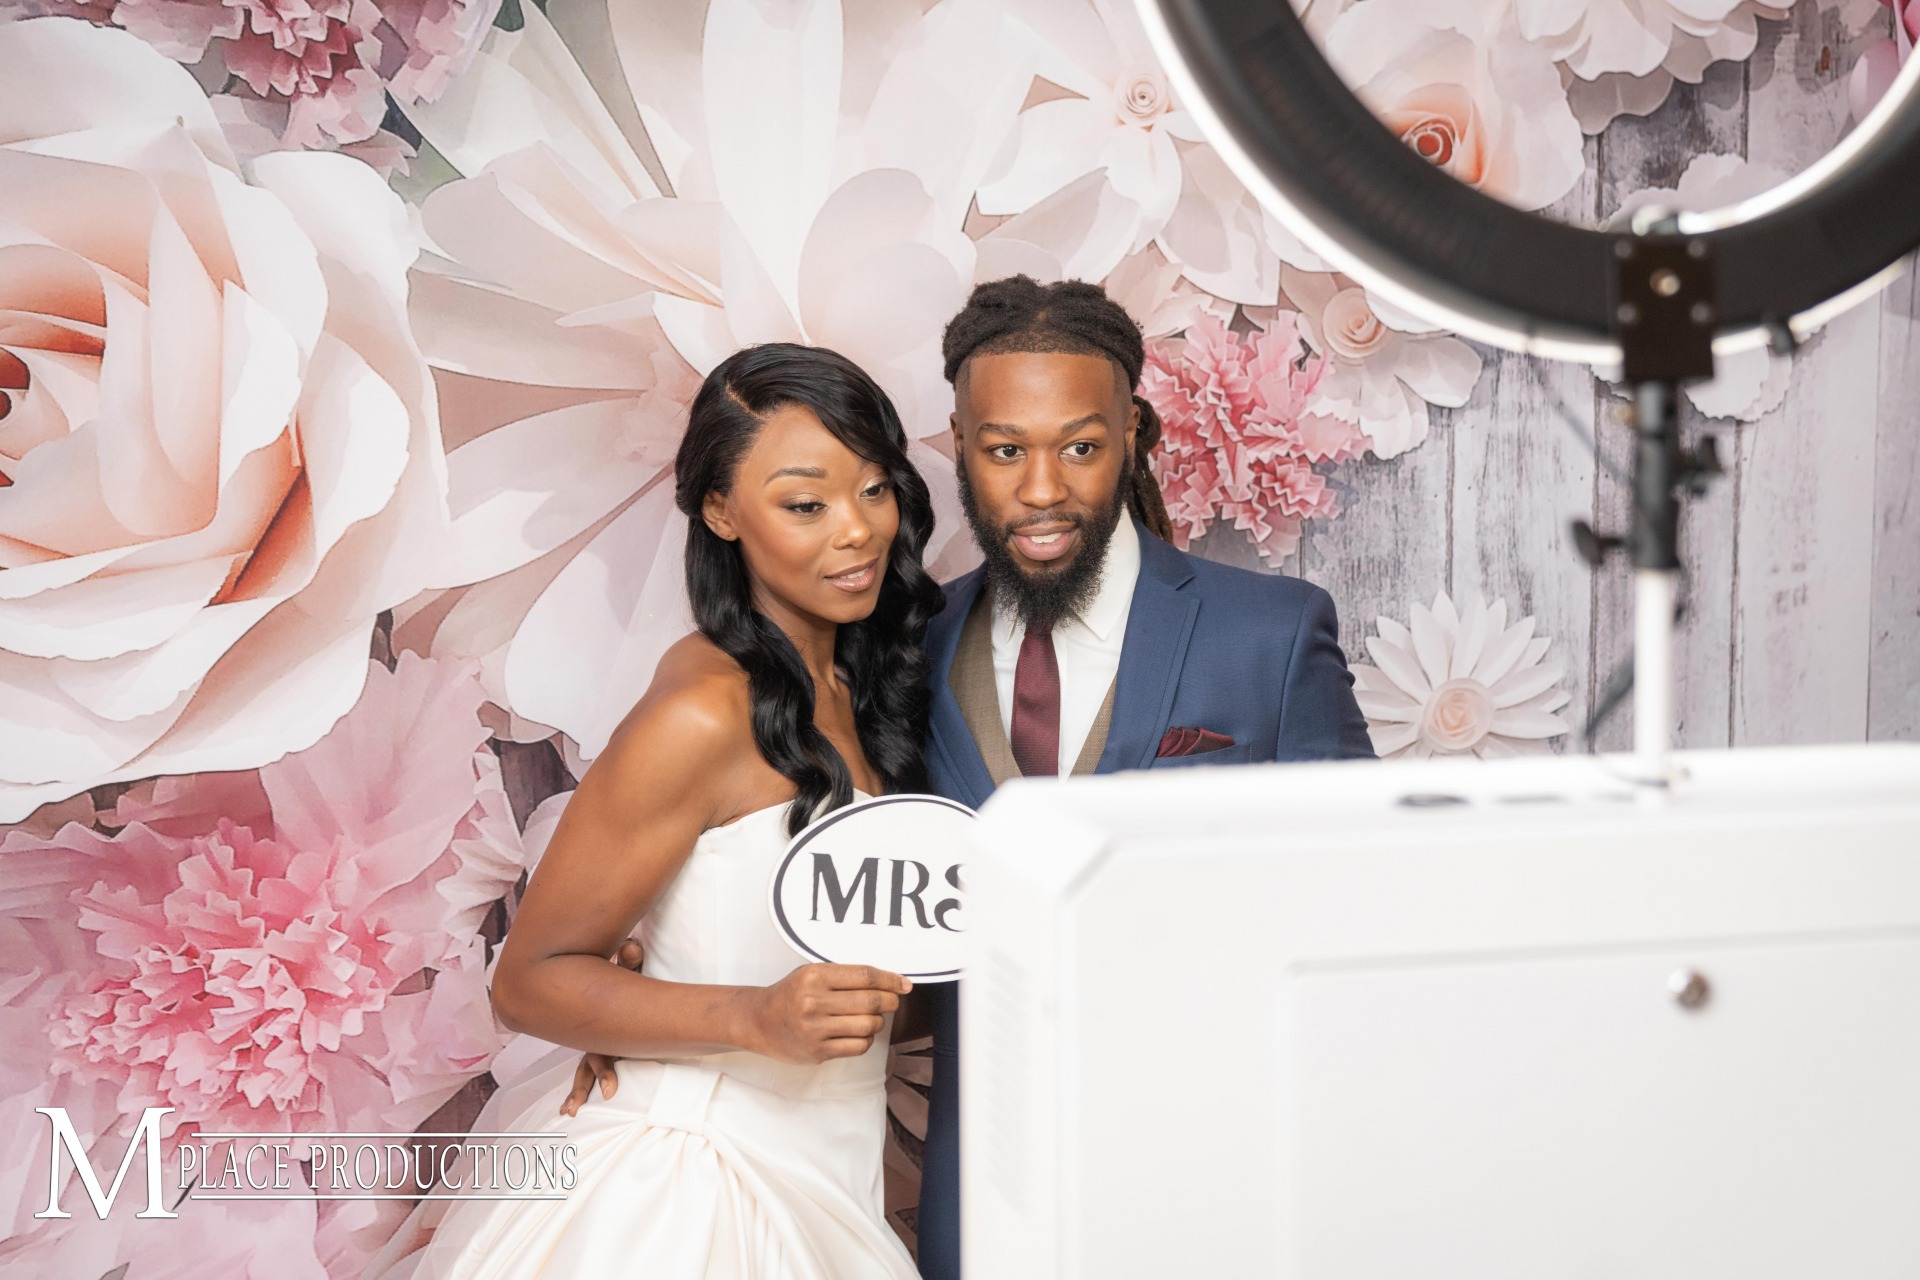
[949,411,964,457]
[701,491,739,542]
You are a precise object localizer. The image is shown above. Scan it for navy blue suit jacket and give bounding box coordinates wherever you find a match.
[912,520,1374,1278]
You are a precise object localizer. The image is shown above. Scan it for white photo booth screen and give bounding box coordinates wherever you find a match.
[960,746,1920,1279]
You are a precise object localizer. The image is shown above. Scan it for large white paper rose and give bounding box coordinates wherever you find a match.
[396,0,1013,763]
[0,18,448,823]
[1324,0,1586,213]
[1512,0,1792,132]
[1515,0,1790,80]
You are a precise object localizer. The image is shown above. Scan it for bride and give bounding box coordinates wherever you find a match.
[404,343,944,1279]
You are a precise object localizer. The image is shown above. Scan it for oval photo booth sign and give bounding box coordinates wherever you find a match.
[769,794,974,983]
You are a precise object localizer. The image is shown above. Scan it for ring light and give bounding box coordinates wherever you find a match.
[1138,0,1920,366]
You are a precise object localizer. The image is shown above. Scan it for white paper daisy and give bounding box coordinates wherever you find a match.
[1352,591,1572,759]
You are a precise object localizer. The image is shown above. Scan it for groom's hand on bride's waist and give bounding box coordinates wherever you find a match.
[562,937,646,1117]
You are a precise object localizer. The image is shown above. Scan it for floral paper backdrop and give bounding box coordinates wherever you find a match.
[0,0,1913,1272]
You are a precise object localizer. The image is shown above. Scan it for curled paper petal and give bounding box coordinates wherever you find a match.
[1515,0,1793,131]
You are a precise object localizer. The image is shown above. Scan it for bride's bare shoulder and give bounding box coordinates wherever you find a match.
[652,632,748,700]
[599,633,752,769]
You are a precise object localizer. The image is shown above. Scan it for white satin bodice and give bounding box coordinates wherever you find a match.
[637,796,889,1100]
[399,793,916,1280]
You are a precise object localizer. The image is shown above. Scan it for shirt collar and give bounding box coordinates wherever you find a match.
[990,513,1142,642]
[1077,513,1139,641]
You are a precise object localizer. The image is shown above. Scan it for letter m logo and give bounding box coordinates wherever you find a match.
[34,1106,178,1221]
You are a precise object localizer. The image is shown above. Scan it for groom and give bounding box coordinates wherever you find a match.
[912,275,1375,1279]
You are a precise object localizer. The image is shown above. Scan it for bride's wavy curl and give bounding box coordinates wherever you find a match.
[674,344,945,836]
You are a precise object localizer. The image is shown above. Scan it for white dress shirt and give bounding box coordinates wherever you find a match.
[990,515,1141,775]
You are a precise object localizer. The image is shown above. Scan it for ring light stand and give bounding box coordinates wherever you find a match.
[1139,0,1920,781]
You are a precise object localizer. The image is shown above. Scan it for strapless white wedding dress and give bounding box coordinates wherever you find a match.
[401,796,916,1280]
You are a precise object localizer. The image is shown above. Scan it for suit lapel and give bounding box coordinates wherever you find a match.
[951,589,1021,787]
[927,567,996,807]
[1097,524,1199,772]
[1069,679,1116,775]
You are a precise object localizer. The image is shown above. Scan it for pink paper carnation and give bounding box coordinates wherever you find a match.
[1142,315,1359,565]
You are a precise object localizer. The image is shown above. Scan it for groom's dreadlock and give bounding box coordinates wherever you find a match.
[940,276,1173,542]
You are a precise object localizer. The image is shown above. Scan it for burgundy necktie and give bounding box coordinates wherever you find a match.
[1009,627,1061,777]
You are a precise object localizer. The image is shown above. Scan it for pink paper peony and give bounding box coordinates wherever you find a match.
[1142,315,1358,566]
[1,655,522,1158]
[0,20,452,823]
[0,653,521,1276]
[0,990,327,1277]
[51,819,397,1127]
[0,0,500,151]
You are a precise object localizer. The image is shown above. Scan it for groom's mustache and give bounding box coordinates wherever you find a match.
[1001,511,1087,540]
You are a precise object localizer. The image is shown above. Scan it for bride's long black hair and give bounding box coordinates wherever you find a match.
[674,344,945,836]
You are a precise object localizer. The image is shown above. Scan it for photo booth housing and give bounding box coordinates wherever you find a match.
[963,746,1920,1278]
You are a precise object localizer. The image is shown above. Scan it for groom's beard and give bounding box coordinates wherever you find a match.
[957,450,1132,634]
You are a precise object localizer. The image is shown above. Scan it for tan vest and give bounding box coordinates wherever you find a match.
[947,588,1115,785]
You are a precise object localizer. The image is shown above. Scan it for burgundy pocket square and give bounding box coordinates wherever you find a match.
[1156,727,1235,758]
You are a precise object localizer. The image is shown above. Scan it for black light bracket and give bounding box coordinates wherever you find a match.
[1612,225,1717,386]
[1569,218,1732,773]
[1571,218,1727,574]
